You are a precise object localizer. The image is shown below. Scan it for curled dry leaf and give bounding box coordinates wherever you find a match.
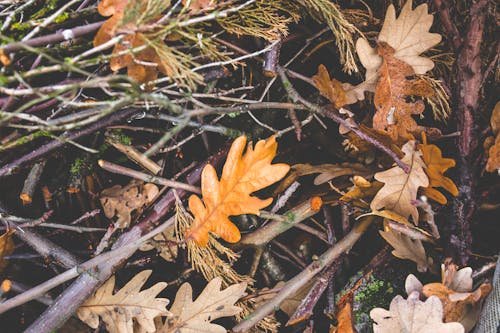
[94,0,176,84]
[370,291,464,333]
[159,277,246,333]
[486,101,500,172]
[420,260,492,332]
[379,227,433,273]
[186,135,289,246]
[373,43,438,142]
[371,141,429,223]
[312,64,350,107]
[340,176,382,209]
[100,180,159,228]
[419,133,459,204]
[275,162,372,193]
[0,230,15,273]
[352,0,441,102]
[77,270,169,333]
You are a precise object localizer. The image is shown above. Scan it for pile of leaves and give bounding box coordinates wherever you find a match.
[0,0,498,332]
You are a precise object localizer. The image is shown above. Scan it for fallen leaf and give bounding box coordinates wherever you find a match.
[186,135,289,246]
[312,65,349,107]
[371,141,429,223]
[419,133,458,204]
[94,0,176,84]
[486,102,500,172]
[159,277,246,333]
[370,291,464,333]
[100,180,159,228]
[336,299,356,333]
[77,270,169,333]
[379,228,433,272]
[421,261,492,332]
[373,43,438,141]
[352,0,441,101]
[0,230,15,273]
[340,176,383,209]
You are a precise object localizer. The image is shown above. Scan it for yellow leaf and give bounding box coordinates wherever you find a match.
[186,135,289,246]
[419,133,458,204]
[371,141,429,223]
[0,230,15,273]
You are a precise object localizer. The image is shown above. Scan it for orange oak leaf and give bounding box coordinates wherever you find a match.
[486,102,500,172]
[370,141,429,223]
[312,65,349,108]
[419,133,458,204]
[94,0,172,84]
[186,135,290,246]
[373,42,440,142]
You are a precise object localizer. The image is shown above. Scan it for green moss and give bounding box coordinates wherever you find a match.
[54,12,70,24]
[32,0,58,19]
[352,276,396,332]
[11,22,32,31]
[70,157,91,175]
[108,129,132,145]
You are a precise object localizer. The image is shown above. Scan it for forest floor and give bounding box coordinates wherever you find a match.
[0,0,499,332]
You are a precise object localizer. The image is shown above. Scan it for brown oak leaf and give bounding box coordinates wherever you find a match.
[100,180,159,228]
[419,133,459,204]
[0,230,15,273]
[353,0,441,101]
[186,135,290,246]
[371,141,429,223]
[373,42,439,142]
[94,0,173,83]
[312,65,349,108]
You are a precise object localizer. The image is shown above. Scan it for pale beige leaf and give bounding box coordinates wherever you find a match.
[405,274,423,295]
[351,0,441,102]
[380,228,433,272]
[371,141,429,223]
[370,292,464,333]
[160,277,246,333]
[77,270,169,333]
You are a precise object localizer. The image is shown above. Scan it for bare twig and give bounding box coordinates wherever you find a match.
[98,160,201,194]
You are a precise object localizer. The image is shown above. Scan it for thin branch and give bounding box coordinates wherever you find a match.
[277,67,409,173]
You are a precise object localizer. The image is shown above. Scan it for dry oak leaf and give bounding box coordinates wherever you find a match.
[158,277,246,333]
[379,227,433,272]
[370,291,464,333]
[419,133,458,204]
[94,0,172,83]
[486,101,500,172]
[0,230,15,273]
[371,140,429,223]
[77,270,169,333]
[186,135,290,246]
[353,0,442,101]
[421,262,492,332]
[100,180,159,228]
[373,42,438,142]
[312,65,350,108]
